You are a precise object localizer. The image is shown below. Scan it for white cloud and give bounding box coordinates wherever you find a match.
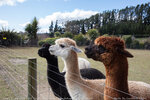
[19,21,30,27]
[0,0,26,6]
[21,9,98,33]
[39,9,98,27]
[0,20,8,27]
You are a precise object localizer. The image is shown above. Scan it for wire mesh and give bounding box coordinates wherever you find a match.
[0,45,148,100]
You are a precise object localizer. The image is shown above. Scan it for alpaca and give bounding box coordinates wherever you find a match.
[38,43,105,100]
[85,36,150,100]
[49,38,107,100]
[62,57,91,72]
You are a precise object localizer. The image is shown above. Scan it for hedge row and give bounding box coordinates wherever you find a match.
[38,34,90,46]
[38,30,150,50]
[38,37,58,46]
[122,35,150,50]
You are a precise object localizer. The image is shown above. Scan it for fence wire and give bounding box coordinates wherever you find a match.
[0,46,59,100]
[0,45,148,100]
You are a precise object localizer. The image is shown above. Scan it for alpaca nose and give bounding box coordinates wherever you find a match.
[38,49,43,56]
[49,46,55,53]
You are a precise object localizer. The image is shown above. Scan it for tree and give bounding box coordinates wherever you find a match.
[64,2,150,36]
[25,24,32,39]
[81,23,86,35]
[25,17,39,46]
[54,20,58,32]
[49,21,54,37]
[32,17,39,39]
[65,20,80,35]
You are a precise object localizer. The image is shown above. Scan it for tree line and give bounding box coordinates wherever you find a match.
[61,2,150,36]
[1,2,150,47]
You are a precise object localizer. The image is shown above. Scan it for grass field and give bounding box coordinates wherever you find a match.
[0,46,150,99]
[0,75,15,99]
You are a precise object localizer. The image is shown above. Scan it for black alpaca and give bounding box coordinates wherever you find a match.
[38,43,105,100]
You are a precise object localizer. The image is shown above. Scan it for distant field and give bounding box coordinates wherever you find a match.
[1,46,149,83]
[0,47,150,99]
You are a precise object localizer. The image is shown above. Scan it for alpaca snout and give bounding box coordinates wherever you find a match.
[49,49,54,53]
[85,46,92,52]
[49,45,55,54]
[38,49,42,56]
[84,46,94,58]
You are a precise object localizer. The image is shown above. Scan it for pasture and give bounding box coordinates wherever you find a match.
[0,46,150,99]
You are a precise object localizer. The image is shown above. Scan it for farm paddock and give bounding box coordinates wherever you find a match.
[0,47,150,99]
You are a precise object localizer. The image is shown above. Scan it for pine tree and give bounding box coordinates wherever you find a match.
[54,20,58,32]
[81,23,86,34]
[49,21,54,37]
[49,21,53,33]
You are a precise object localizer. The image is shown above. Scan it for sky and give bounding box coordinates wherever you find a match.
[0,0,149,33]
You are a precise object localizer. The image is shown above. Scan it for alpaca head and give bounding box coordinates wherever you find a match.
[85,36,133,66]
[49,38,82,59]
[38,43,56,59]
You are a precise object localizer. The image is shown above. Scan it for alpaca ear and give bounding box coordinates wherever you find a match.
[70,46,82,53]
[118,49,134,58]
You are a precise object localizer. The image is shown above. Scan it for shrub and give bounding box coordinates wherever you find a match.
[130,40,140,49]
[38,37,58,46]
[54,31,61,37]
[122,35,132,48]
[0,29,21,46]
[87,29,100,42]
[144,38,150,50]
[61,32,74,38]
[102,34,109,37]
[139,42,145,49]
[38,40,45,46]
[74,34,90,46]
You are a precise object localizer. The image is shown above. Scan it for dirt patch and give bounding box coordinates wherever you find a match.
[9,58,27,65]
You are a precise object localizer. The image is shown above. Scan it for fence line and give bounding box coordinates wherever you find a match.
[0,45,146,99]
[0,49,60,100]
[0,58,38,99]
[0,46,139,99]
[0,48,135,99]
[0,63,27,98]
[0,45,147,77]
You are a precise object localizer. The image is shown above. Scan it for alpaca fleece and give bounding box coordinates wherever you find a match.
[85,36,150,100]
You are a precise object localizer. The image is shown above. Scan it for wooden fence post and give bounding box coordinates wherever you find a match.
[28,58,37,100]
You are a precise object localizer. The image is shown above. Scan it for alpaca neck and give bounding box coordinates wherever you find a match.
[104,56,130,99]
[64,51,81,79]
[46,56,60,81]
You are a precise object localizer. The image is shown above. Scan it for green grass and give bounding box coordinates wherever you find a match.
[0,47,150,98]
[0,75,15,99]
[3,46,149,83]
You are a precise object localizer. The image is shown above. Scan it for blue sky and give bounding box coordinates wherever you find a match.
[0,0,149,33]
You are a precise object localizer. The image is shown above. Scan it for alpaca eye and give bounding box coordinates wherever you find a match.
[99,45,105,50]
[60,44,65,48]
[98,45,107,53]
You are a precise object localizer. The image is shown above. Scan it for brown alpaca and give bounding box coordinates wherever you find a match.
[85,36,150,100]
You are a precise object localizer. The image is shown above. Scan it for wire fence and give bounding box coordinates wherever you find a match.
[0,46,59,100]
[0,45,149,100]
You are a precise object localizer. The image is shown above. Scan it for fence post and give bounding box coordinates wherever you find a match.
[28,58,37,100]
